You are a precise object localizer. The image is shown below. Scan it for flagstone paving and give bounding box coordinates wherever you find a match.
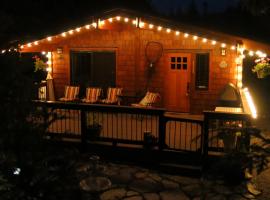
[77,155,270,200]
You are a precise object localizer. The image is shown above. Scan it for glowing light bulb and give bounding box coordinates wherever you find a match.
[193,35,198,40]
[202,38,207,43]
[61,32,66,37]
[221,43,226,48]
[166,28,171,33]
[231,46,236,50]
[34,41,39,45]
[85,25,90,29]
[139,22,145,28]
[76,28,81,32]
[149,24,154,29]
[27,43,32,47]
[42,51,46,55]
[249,51,254,56]
[175,31,180,36]
[116,16,121,21]
[92,22,97,28]
[1,50,6,53]
[108,18,113,23]
[184,33,189,38]
[132,20,137,25]
[211,40,216,45]
[69,30,74,35]
[46,67,52,72]
[157,26,162,31]
[99,20,105,25]
[47,37,52,41]
[20,45,24,49]
[124,18,129,22]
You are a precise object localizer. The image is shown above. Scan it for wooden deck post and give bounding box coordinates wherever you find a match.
[80,109,87,151]
[202,111,209,171]
[158,112,166,151]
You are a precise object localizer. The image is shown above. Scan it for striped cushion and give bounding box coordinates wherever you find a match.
[83,87,102,103]
[102,87,122,104]
[133,92,160,107]
[59,86,79,101]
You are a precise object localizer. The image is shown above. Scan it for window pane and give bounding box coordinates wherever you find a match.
[171,57,176,62]
[183,64,187,70]
[171,64,176,69]
[183,57,187,62]
[177,64,181,69]
[177,57,181,62]
[195,53,209,90]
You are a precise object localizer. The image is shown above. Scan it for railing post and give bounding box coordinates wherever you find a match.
[202,112,209,171]
[81,109,87,151]
[158,111,166,151]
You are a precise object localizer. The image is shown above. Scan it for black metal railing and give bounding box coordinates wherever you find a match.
[203,111,251,167]
[33,101,205,154]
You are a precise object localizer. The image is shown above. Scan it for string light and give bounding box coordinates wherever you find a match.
[139,22,145,28]
[20,45,24,49]
[27,43,32,47]
[149,24,154,29]
[61,32,66,37]
[1,50,6,54]
[47,37,52,41]
[202,38,207,43]
[243,88,257,118]
[76,28,81,32]
[193,35,198,40]
[157,26,162,31]
[184,33,189,38]
[85,25,90,29]
[99,20,105,26]
[34,41,39,45]
[175,31,180,36]
[221,43,226,48]
[108,18,113,23]
[69,30,74,35]
[116,16,121,21]
[166,28,171,33]
[249,51,254,56]
[42,51,46,55]
[124,18,129,22]
[92,22,97,28]
[211,40,216,45]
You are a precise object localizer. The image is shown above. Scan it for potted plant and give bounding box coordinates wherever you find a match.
[252,57,270,78]
[86,112,102,140]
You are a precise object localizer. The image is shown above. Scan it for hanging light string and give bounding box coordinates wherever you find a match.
[1,15,267,58]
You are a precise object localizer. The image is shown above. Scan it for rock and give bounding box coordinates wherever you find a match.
[135,172,148,179]
[242,193,256,199]
[182,184,202,197]
[100,188,126,200]
[166,175,199,186]
[130,178,162,193]
[206,195,226,200]
[148,173,162,182]
[161,180,179,190]
[213,185,233,195]
[111,170,133,184]
[126,191,139,196]
[143,193,160,200]
[229,194,247,200]
[80,177,111,192]
[123,196,143,200]
[246,182,262,196]
[160,191,189,200]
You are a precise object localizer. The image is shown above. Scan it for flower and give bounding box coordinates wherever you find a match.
[33,55,47,72]
[252,57,270,78]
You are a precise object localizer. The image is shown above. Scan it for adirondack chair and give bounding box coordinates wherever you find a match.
[59,86,80,101]
[101,87,123,105]
[131,91,160,107]
[81,87,102,103]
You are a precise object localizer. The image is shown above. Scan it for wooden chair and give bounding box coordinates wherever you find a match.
[81,87,102,103]
[59,86,80,102]
[101,87,123,105]
[131,91,160,107]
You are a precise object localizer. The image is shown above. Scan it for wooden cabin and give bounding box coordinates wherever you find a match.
[21,9,270,114]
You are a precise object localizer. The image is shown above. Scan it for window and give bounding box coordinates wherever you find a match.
[170,56,188,70]
[195,53,209,90]
[70,51,116,95]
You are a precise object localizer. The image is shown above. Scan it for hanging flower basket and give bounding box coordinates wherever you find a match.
[252,57,270,79]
